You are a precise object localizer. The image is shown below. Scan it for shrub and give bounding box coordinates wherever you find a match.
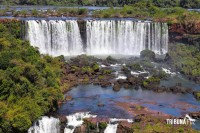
[143,76,161,87]
[92,63,99,72]
[98,75,104,80]
[129,63,143,71]
[31,9,39,16]
[99,122,107,130]
[78,8,88,15]
[81,66,93,74]
[103,69,112,74]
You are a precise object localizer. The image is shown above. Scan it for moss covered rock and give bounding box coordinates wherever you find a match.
[140,50,156,61]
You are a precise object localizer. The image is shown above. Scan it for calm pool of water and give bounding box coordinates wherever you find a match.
[57,84,200,118]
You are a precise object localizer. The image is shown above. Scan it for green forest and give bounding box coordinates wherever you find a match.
[0,0,200,8]
[0,20,64,133]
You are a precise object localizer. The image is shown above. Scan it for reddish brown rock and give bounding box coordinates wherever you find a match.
[113,83,121,92]
[65,95,73,101]
[117,121,132,133]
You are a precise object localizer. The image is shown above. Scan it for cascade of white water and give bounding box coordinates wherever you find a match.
[104,118,134,133]
[27,115,134,133]
[28,116,60,133]
[26,20,83,56]
[64,128,75,133]
[64,112,97,133]
[25,20,168,56]
[86,20,168,55]
[96,122,99,132]
[104,123,118,133]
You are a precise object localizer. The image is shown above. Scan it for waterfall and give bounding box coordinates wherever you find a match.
[25,20,83,56]
[96,122,99,132]
[104,123,118,133]
[25,20,168,56]
[64,128,75,133]
[27,114,133,133]
[104,118,133,133]
[86,20,168,55]
[64,112,97,133]
[28,116,60,133]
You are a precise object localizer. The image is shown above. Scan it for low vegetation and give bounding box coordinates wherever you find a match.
[83,119,107,131]
[142,76,160,87]
[127,63,143,71]
[132,116,199,133]
[0,0,200,8]
[0,8,88,17]
[93,2,200,24]
[194,92,200,100]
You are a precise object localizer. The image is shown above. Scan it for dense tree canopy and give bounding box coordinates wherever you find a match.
[152,0,180,7]
[180,0,200,8]
[0,0,200,8]
[169,44,200,78]
[0,20,64,133]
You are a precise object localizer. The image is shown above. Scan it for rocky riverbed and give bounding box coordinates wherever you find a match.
[60,54,200,102]
[45,54,200,132]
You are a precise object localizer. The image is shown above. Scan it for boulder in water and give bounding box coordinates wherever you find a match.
[127,76,139,85]
[189,112,200,119]
[124,83,131,89]
[97,102,105,107]
[65,95,73,101]
[193,91,200,100]
[140,49,156,61]
[113,83,121,92]
[100,82,112,88]
[116,121,132,133]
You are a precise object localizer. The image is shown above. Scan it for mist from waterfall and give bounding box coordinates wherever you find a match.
[28,116,60,133]
[25,20,168,57]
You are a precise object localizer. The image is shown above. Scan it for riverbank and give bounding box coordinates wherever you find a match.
[0,0,200,8]
[0,3,199,23]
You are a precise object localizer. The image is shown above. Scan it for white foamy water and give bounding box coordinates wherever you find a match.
[131,71,149,76]
[101,64,107,68]
[116,75,127,80]
[162,68,176,75]
[28,114,133,133]
[64,112,97,133]
[26,20,83,56]
[110,64,121,67]
[28,116,60,133]
[64,128,75,133]
[104,118,133,133]
[104,123,118,133]
[110,118,134,123]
